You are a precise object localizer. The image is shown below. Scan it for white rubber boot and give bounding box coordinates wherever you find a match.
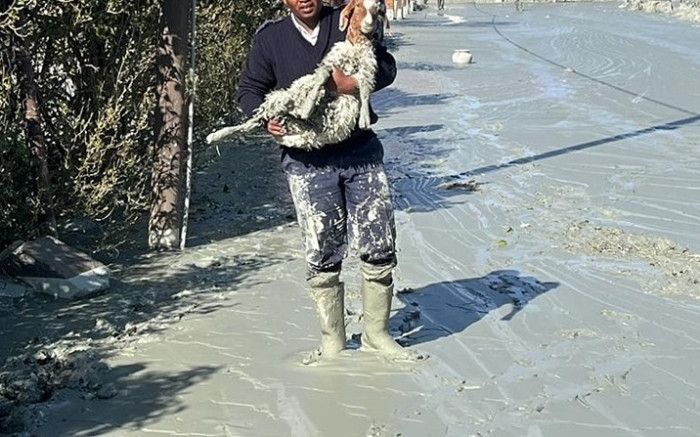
[361,267,427,362]
[303,271,346,365]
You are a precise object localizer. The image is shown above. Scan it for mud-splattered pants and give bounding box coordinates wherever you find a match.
[284,156,397,283]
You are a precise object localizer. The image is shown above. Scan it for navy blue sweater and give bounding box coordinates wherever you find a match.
[237,6,397,166]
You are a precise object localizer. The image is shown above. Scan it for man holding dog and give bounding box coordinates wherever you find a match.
[237,0,423,364]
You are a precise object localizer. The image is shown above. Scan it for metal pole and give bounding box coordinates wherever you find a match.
[180,0,196,250]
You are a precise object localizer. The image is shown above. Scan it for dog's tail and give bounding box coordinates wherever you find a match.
[206,118,262,144]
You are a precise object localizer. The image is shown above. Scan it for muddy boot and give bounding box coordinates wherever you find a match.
[303,271,346,365]
[361,268,427,362]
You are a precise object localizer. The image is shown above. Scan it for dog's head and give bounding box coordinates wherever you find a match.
[339,0,381,44]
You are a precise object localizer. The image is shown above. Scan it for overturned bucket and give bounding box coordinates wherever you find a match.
[452,49,473,65]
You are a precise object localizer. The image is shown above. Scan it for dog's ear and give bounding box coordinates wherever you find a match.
[339,0,356,31]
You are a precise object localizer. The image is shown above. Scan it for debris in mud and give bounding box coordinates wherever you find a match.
[0,343,113,433]
[0,347,109,404]
[564,221,700,298]
[438,178,482,191]
[557,328,600,339]
[622,0,700,23]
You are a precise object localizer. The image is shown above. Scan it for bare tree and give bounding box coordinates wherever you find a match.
[149,0,189,250]
[11,24,58,238]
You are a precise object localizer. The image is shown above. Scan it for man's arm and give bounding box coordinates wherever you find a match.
[237,34,277,117]
[373,42,397,92]
[326,43,397,96]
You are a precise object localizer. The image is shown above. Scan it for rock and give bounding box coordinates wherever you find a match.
[1,236,110,299]
[58,216,105,252]
[0,278,26,298]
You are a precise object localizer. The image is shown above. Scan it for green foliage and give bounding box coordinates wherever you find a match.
[0,0,285,249]
[196,0,285,130]
[0,122,33,244]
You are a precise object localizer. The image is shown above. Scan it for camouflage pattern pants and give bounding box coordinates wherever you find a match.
[284,159,397,280]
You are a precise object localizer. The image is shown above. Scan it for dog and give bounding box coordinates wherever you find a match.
[206,0,383,150]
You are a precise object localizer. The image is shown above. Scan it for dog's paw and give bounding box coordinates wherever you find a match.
[358,111,371,129]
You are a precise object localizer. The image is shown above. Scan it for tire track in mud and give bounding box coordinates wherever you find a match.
[379,27,564,437]
[380,3,700,435]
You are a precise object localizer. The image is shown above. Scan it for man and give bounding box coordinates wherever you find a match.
[237,0,421,364]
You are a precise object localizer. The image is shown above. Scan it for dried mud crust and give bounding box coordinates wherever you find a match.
[622,0,700,23]
[564,220,700,299]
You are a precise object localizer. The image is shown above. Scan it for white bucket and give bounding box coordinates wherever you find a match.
[452,49,473,64]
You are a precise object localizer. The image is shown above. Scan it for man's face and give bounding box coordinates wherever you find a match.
[283,0,322,25]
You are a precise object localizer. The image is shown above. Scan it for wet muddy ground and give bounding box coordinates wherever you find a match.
[2,2,700,436]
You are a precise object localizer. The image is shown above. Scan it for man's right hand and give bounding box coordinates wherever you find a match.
[267,118,287,138]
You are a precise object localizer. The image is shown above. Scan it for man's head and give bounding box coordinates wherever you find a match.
[283,0,323,30]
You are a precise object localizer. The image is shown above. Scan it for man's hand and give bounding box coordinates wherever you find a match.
[267,118,286,138]
[326,68,359,96]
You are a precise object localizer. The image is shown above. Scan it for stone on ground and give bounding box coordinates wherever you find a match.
[1,236,110,299]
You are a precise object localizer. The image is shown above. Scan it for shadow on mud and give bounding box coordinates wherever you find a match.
[382,113,700,214]
[378,121,483,213]
[393,18,518,28]
[372,88,459,115]
[454,114,700,179]
[184,138,296,248]
[0,249,289,435]
[396,60,468,72]
[391,269,559,346]
[383,32,415,51]
[2,362,220,436]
